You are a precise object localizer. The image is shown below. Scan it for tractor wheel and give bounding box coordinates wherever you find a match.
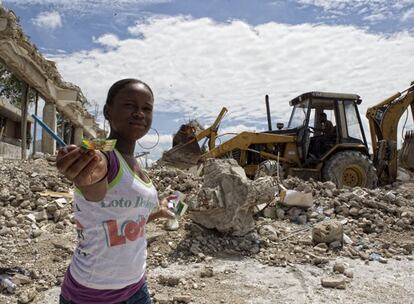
[254,160,285,180]
[322,151,378,188]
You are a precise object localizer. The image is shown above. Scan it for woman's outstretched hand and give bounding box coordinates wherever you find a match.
[56,145,107,187]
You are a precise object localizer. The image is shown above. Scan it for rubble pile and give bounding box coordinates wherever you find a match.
[147,164,414,269]
[0,157,73,239]
[0,156,413,302]
[268,177,414,262]
[147,165,202,210]
[0,157,75,303]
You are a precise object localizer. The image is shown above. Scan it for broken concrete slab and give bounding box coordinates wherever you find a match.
[321,276,346,289]
[191,159,277,236]
[312,220,343,245]
[280,189,313,208]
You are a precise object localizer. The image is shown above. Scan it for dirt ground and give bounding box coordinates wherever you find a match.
[36,256,414,304]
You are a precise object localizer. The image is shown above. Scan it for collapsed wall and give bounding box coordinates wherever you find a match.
[191,159,277,236]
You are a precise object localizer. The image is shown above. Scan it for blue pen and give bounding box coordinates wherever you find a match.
[31,114,67,150]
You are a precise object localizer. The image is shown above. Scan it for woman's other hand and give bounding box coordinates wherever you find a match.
[147,194,177,222]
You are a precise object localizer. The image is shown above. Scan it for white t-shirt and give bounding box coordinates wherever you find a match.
[69,150,158,289]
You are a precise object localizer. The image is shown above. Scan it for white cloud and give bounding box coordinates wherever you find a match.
[296,0,411,12]
[137,133,172,164]
[5,0,170,14]
[93,34,120,48]
[32,11,62,30]
[139,133,172,150]
[297,0,413,23]
[402,8,414,22]
[363,13,387,23]
[48,16,414,159]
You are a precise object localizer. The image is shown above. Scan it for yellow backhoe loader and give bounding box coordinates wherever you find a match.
[162,81,414,188]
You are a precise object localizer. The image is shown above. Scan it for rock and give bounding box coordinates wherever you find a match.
[18,287,37,303]
[378,257,388,264]
[33,210,48,222]
[31,152,44,160]
[259,225,278,238]
[0,188,9,201]
[286,207,302,222]
[30,184,45,192]
[172,294,192,303]
[344,269,354,278]
[349,207,360,217]
[333,262,346,274]
[314,243,328,254]
[164,218,179,231]
[13,274,32,285]
[312,220,343,245]
[323,208,335,217]
[35,197,48,207]
[297,214,307,225]
[262,206,277,219]
[281,189,313,208]
[343,234,353,245]
[329,240,343,250]
[25,214,36,223]
[200,266,214,278]
[32,229,42,238]
[321,276,346,289]
[153,293,170,304]
[397,167,411,182]
[54,197,67,206]
[385,192,396,202]
[191,159,277,236]
[276,208,285,220]
[158,275,180,287]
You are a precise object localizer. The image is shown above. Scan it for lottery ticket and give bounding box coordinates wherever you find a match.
[168,191,188,217]
[81,138,117,151]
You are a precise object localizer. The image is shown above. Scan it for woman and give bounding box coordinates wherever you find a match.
[56,79,175,304]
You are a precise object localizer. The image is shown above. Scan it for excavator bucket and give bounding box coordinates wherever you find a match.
[160,124,203,168]
[400,130,414,171]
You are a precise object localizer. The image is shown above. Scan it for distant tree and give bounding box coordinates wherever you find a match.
[0,63,37,108]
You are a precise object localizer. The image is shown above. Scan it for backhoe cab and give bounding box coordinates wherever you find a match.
[286,92,369,162]
[258,92,377,187]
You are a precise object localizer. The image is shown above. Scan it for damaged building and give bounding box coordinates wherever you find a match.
[0,98,33,158]
[0,5,103,159]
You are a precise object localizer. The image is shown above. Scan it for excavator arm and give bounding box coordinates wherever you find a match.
[366,81,414,183]
[161,107,228,167]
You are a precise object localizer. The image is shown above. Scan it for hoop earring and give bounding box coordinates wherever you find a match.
[137,128,160,150]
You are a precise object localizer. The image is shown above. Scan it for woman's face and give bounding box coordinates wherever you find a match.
[106,83,154,140]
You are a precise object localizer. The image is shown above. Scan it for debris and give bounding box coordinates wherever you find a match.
[0,275,16,293]
[344,269,354,278]
[190,159,277,236]
[333,262,346,274]
[38,191,73,199]
[1,151,414,303]
[153,293,170,304]
[200,266,214,278]
[164,218,180,231]
[172,294,192,303]
[312,220,343,245]
[262,206,277,219]
[280,188,313,208]
[158,275,180,287]
[321,276,346,289]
